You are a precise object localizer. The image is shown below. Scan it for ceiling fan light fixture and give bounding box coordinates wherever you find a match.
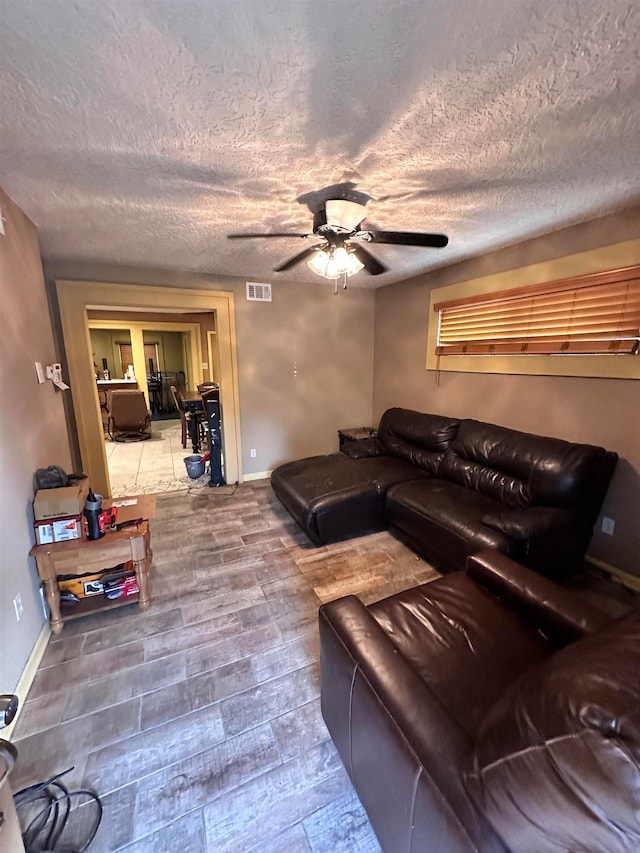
[307,245,364,279]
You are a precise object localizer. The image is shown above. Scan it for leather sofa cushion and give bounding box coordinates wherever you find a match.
[271,453,427,544]
[481,505,584,541]
[377,407,460,474]
[341,437,386,458]
[441,419,611,512]
[468,610,640,853]
[369,571,553,738]
[386,479,519,572]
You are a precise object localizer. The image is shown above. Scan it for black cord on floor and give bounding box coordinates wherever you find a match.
[186,481,239,498]
[14,767,102,853]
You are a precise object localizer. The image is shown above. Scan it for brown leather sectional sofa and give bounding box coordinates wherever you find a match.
[319,549,640,852]
[271,407,617,579]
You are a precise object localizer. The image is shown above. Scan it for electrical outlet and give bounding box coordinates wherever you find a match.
[601,516,615,536]
[250,448,257,458]
[13,593,23,622]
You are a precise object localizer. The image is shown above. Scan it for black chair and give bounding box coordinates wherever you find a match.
[170,385,208,451]
[147,371,163,414]
[170,385,189,449]
[197,381,219,393]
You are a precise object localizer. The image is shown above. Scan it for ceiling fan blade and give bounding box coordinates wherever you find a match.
[364,230,449,248]
[350,244,388,276]
[227,232,310,239]
[274,245,322,272]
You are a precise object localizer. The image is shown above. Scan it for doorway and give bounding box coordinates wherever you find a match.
[88,317,202,415]
[88,317,206,493]
[57,280,241,497]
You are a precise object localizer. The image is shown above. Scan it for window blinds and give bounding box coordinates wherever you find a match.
[434,265,640,356]
[117,343,158,375]
[118,343,133,375]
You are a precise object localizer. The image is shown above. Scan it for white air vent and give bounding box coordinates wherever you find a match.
[246,282,272,302]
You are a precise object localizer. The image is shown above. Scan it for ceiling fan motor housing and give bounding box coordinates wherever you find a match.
[313,209,362,236]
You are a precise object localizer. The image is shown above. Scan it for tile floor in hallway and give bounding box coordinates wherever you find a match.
[106,419,212,497]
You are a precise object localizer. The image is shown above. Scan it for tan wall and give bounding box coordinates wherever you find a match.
[46,262,376,475]
[90,323,187,379]
[143,330,184,375]
[0,188,72,692]
[374,207,640,576]
[89,328,131,377]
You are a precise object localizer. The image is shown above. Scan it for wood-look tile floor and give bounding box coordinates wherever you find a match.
[12,481,441,852]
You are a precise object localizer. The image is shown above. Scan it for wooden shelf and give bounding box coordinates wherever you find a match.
[30,494,155,634]
[60,593,140,621]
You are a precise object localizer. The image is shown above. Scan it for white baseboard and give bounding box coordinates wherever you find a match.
[4,621,51,741]
[585,555,640,594]
[242,470,272,482]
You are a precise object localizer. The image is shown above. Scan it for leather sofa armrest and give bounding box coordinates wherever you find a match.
[341,437,386,458]
[481,506,581,541]
[481,506,594,580]
[466,550,612,646]
[320,596,471,764]
[319,596,502,851]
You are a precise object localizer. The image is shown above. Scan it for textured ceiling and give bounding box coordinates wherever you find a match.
[1,0,640,287]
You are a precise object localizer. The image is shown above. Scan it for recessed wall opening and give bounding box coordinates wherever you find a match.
[86,311,220,494]
[56,281,241,497]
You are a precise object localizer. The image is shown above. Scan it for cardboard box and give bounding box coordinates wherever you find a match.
[58,561,137,600]
[103,574,139,600]
[33,480,89,521]
[58,571,104,598]
[35,515,82,545]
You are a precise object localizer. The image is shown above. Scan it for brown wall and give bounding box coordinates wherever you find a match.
[374,207,640,575]
[46,262,376,475]
[0,188,72,691]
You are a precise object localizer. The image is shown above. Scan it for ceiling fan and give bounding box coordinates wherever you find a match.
[228,198,448,279]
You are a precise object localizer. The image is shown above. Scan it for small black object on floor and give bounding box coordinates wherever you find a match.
[14,766,102,852]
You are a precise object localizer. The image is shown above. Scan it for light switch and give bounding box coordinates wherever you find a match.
[44,362,70,389]
[35,362,45,383]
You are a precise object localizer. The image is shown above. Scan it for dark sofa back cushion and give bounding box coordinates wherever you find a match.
[378,408,460,475]
[441,419,614,514]
[467,610,640,853]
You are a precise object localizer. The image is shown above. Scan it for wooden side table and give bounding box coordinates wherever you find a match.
[30,495,155,634]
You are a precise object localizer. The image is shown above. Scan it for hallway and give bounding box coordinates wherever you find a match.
[106,419,210,497]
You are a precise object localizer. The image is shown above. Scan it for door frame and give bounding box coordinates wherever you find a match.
[56,280,242,496]
[207,330,219,382]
